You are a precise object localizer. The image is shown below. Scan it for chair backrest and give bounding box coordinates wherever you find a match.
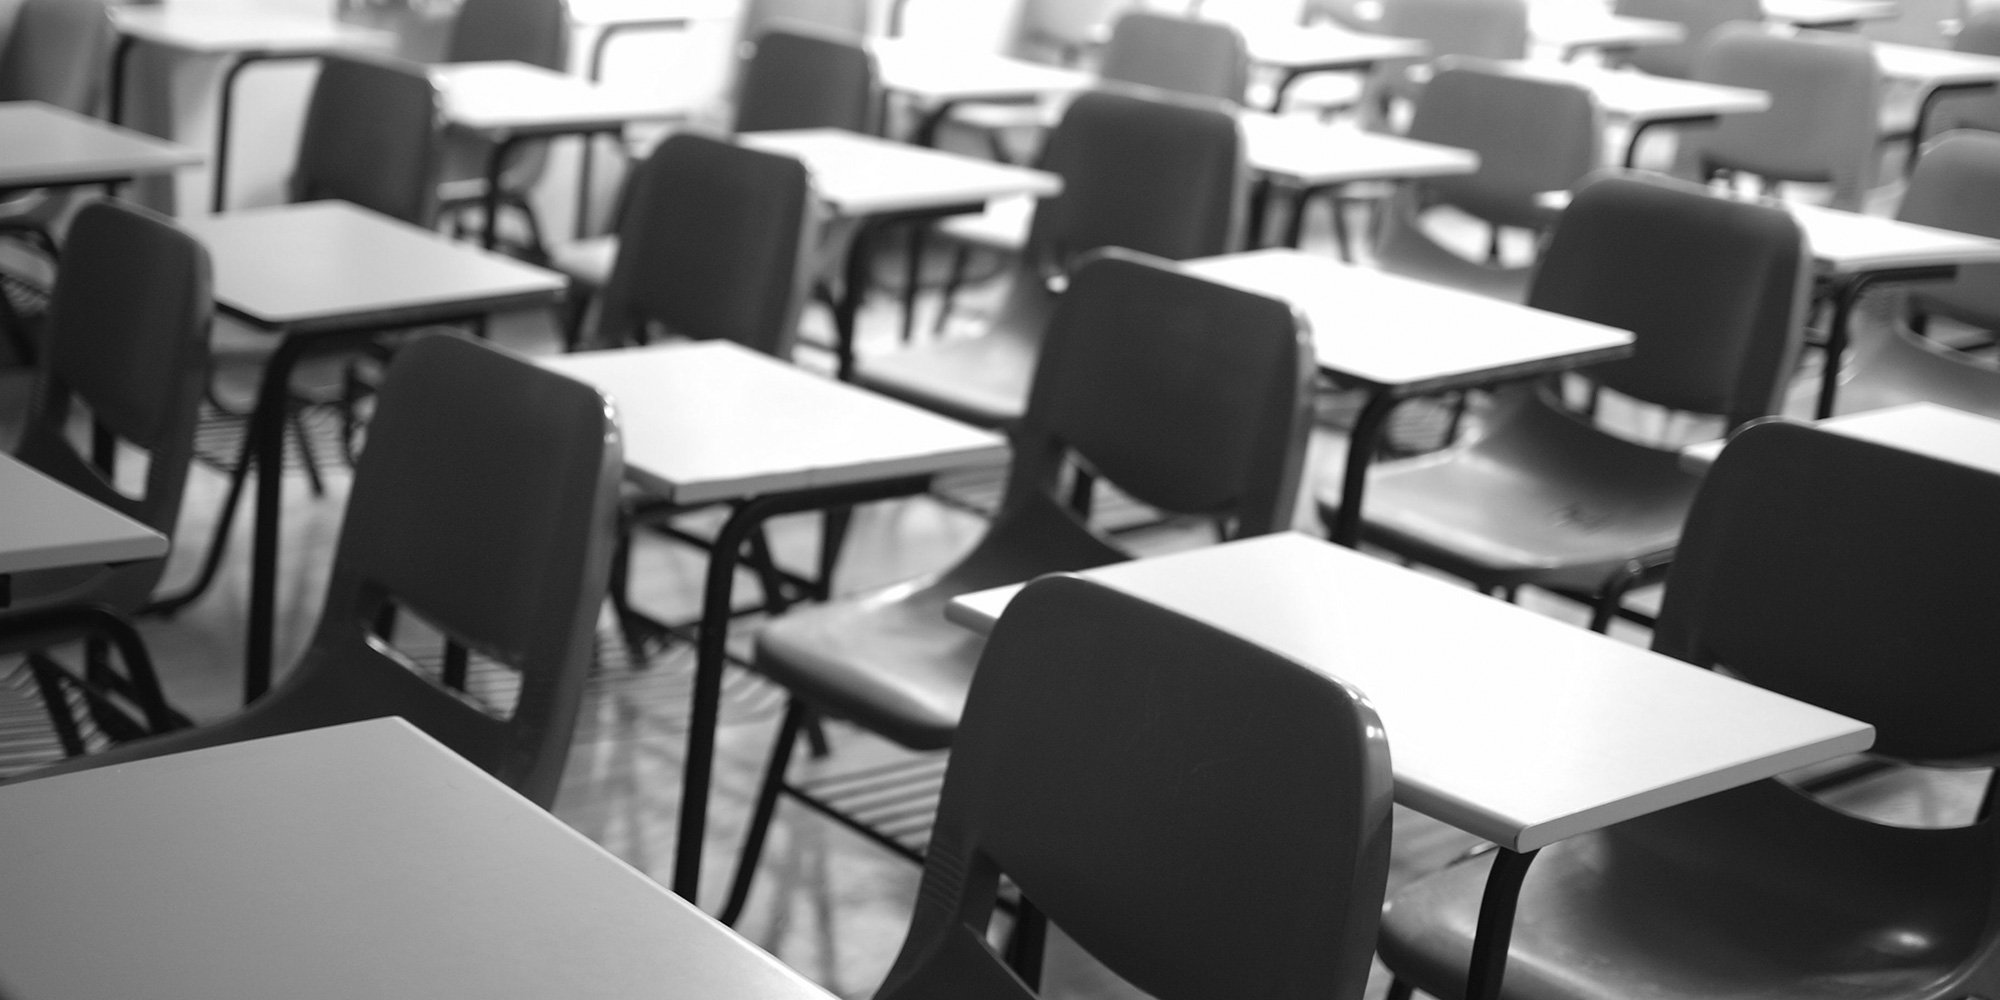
[1611,0,1761,78]
[1529,172,1809,429]
[445,0,570,69]
[874,575,1393,1000]
[738,0,871,45]
[1378,0,1528,60]
[594,132,816,355]
[1898,129,2000,333]
[291,53,442,226]
[1098,11,1250,104]
[982,250,1312,562]
[1403,63,1601,230]
[269,333,622,808]
[1023,86,1245,276]
[0,0,112,111]
[1685,24,1881,210]
[1655,420,2000,766]
[10,200,212,611]
[733,26,880,134]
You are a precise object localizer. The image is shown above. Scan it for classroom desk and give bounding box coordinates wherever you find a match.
[946,532,1875,1000]
[1864,38,2000,170]
[1765,0,1901,28]
[1238,23,1431,111]
[0,101,200,193]
[173,201,564,703]
[431,60,684,250]
[1532,12,1685,60]
[1240,112,1479,251]
[540,340,1008,904]
[738,127,1061,377]
[0,717,840,1000]
[0,454,165,577]
[1183,249,1633,547]
[869,36,1095,147]
[106,5,392,213]
[1681,401,2000,471]
[1483,60,1771,166]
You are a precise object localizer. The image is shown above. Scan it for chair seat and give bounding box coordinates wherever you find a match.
[1380,780,1997,1000]
[547,234,619,290]
[853,311,1044,428]
[1373,210,1535,303]
[934,195,1033,253]
[1337,395,1699,590]
[753,578,980,751]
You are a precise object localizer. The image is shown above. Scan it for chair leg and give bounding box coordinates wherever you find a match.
[814,505,854,602]
[932,244,971,337]
[1589,564,1648,634]
[901,223,928,343]
[1385,978,1418,1000]
[720,697,810,926]
[1003,896,1047,988]
[561,282,596,352]
[26,653,87,758]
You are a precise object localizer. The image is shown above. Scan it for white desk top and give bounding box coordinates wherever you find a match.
[1239,23,1430,71]
[541,341,1008,505]
[1682,402,2000,471]
[1867,38,2000,86]
[432,60,683,135]
[0,718,837,1000]
[740,128,1061,216]
[948,533,1875,852]
[109,4,392,53]
[0,101,200,189]
[0,453,167,575]
[1241,113,1479,187]
[1184,249,1632,393]
[870,37,1094,104]
[1765,0,1900,26]
[1532,12,1686,53]
[565,0,734,26]
[1487,61,1770,122]
[1790,201,2000,273]
[181,201,564,331]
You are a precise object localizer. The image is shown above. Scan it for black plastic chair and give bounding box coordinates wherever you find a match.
[1377,419,2000,1000]
[14,333,624,810]
[291,53,444,227]
[855,85,1245,429]
[5,200,212,755]
[719,249,1316,924]
[434,0,572,258]
[1320,171,1811,632]
[1609,0,1759,79]
[872,575,1393,1000]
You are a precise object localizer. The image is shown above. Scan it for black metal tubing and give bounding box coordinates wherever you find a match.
[1814,263,1958,418]
[1465,846,1539,1000]
[0,602,193,735]
[575,17,691,239]
[1622,113,1717,169]
[670,472,936,902]
[479,124,625,251]
[1908,80,1999,175]
[1326,389,1401,547]
[836,203,981,381]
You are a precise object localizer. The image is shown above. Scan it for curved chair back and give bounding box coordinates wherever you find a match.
[1657,420,2000,766]
[1379,0,1529,60]
[1098,11,1251,104]
[734,26,881,134]
[875,575,1393,1000]
[1402,63,1600,230]
[999,249,1313,547]
[595,132,816,356]
[1530,173,1810,429]
[0,0,112,111]
[292,54,442,226]
[445,0,570,68]
[739,0,870,45]
[1684,24,1881,210]
[10,201,212,611]
[1898,129,2000,333]
[1025,86,1244,277]
[1611,0,1760,78]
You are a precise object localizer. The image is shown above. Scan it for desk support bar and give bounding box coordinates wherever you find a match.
[1465,847,1540,1000]
[1814,263,1957,419]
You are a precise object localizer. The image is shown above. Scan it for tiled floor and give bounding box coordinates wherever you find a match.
[1,168,1987,998]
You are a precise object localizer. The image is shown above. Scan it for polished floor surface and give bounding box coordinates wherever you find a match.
[0,175,1985,998]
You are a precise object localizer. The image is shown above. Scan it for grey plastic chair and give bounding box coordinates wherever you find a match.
[1675,24,1881,211]
[15,333,625,811]
[1377,419,2000,1000]
[719,250,1315,925]
[292,53,443,226]
[873,575,1393,1000]
[857,85,1246,429]
[1321,171,1811,632]
[1610,0,1760,79]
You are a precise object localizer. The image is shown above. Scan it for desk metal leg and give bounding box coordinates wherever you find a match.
[1813,265,1957,419]
[1907,81,1998,176]
[1465,847,1539,1000]
[108,34,140,127]
[1620,115,1712,170]
[670,474,932,903]
[1326,389,1399,548]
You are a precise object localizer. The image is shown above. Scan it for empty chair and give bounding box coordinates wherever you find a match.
[1368,62,1601,303]
[1376,419,2000,1000]
[858,86,1245,429]
[291,53,443,226]
[433,0,572,257]
[1676,24,1881,211]
[871,575,1392,1000]
[739,0,871,42]
[1320,172,1811,631]
[1368,0,1530,115]
[14,333,625,810]
[6,200,212,754]
[1833,130,2000,416]
[1610,0,1761,79]
[719,250,1316,923]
